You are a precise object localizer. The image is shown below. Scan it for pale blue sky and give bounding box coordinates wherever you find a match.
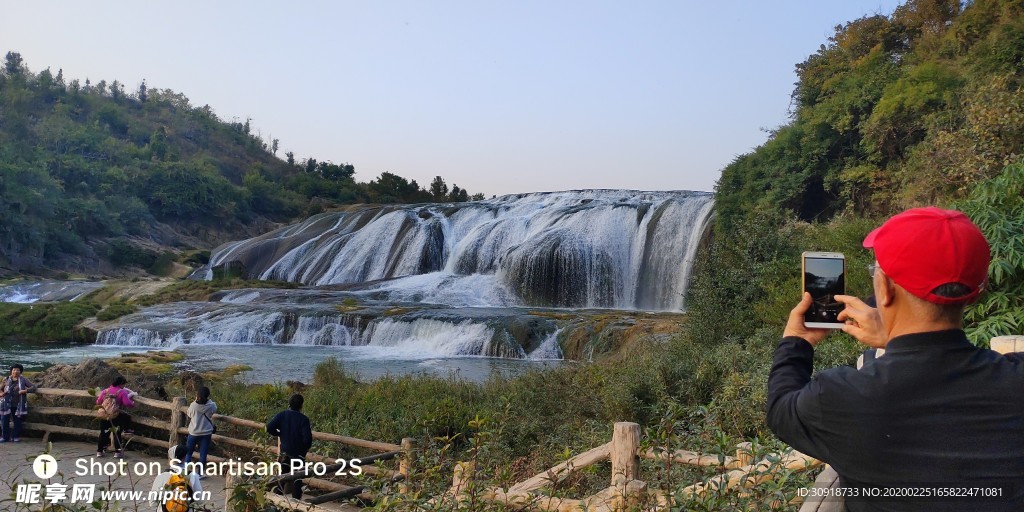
[2,1,902,196]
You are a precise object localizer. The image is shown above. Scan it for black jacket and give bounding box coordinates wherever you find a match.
[267,409,313,458]
[767,329,1024,511]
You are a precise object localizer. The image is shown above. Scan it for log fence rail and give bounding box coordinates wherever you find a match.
[20,335,1021,511]
[24,387,414,511]
[443,420,821,511]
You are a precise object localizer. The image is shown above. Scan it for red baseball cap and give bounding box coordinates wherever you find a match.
[863,207,990,305]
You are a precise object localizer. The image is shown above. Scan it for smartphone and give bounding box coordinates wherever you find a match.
[802,251,846,329]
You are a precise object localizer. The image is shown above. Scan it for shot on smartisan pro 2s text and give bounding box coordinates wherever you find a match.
[802,252,845,329]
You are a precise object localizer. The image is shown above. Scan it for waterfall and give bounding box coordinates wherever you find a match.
[0,281,106,304]
[94,301,556,359]
[97,190,711,363]
[198,190,713,311]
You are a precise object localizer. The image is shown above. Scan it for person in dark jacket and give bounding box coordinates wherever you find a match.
[0,364,37,442]
[267,394,313,499]
[767,207,1024,511]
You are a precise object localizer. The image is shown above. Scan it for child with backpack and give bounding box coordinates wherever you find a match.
[95,376,137,458]
[150,444,204,512]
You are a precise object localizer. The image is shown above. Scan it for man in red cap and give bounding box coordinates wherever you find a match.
[766,207,1024,511]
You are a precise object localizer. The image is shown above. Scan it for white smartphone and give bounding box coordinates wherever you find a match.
[802,251,846,329]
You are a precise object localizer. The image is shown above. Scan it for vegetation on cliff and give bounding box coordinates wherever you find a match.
[0,53,482,275]
[688,0,1024,441]
[715,0,1023,232]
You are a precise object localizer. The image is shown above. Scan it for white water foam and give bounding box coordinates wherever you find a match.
[201,190,713,311]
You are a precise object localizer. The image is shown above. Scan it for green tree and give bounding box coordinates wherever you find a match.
[149,126,169,161]
[317,161,355,181]
[429,176,448,200]
[3,51,24,76]
[371,172,422,203]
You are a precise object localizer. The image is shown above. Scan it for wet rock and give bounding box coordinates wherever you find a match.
[34,358,123,390]
[33,358,170,401]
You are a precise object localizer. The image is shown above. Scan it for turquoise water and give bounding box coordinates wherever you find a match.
[0,341,562,384]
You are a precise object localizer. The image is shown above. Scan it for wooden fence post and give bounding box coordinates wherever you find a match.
[224,471,235,511]
[735,442,753,467]
[991,335,1024,354]
[399,437,416,493]
[610,422,640,485]
[168,397,187,447]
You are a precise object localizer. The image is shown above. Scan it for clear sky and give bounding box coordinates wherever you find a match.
[2,1,903,197]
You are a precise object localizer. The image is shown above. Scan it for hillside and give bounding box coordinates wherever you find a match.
[680,0,1024,441]
[0,53,481,277]
[715,0,1023,232]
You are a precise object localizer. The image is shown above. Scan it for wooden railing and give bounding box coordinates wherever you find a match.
[25,387,415,511]
[444,421,820,511]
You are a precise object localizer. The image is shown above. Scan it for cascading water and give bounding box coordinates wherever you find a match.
[94,296,559,359]
[198,190,713,311]
[0,281,105,303]
[96,191,710,365]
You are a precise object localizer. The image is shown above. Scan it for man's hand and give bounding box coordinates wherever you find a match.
[784,292,830,346]
[835,295,887,348]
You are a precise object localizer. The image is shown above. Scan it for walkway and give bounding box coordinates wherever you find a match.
[0,438,228,509]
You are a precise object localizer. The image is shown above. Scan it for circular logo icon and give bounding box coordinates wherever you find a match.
[33,454,59,479]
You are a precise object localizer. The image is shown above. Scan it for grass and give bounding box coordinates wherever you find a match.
[207,346,821,511]
[133,277,299,306]
[0,301,100,342]
[96,300,138,321]
[107,350,184,374]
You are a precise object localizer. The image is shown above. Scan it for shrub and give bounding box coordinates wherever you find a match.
[960,161,1024,345]
[96,301,138,322]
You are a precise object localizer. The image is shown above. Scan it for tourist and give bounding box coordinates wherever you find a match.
[150,444,204,512]
[96,376,137,458]
[183,386,216,477]
[767,207,1024,510]
[267,393,313,499]
[0,364,38,442]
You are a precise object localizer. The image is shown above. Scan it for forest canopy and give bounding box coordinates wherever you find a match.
[715,0,1024,234]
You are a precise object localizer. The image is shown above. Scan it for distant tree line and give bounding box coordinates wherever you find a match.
[0,52,485,272]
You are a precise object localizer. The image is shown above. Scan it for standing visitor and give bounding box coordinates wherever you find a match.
[183,386,216,477]
[0,364,37,442]
[767,207,1024,511]
[267,394,313,499]
[96,376,137,458]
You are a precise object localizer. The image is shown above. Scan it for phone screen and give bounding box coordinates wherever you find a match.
[803,257,845,324]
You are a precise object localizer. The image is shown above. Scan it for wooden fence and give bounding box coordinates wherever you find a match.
[443,421,819,511]
[24,387,414,512]
[24,335,1022,511]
